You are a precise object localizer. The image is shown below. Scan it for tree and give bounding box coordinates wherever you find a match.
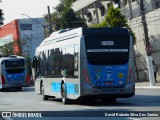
[90,7,136,44]
[0,0,4,25]
[0,39,32,71]
[47,0,86,31]
[0,38,30,56]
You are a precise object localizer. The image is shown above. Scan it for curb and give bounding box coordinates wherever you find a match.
[135,86,160,89]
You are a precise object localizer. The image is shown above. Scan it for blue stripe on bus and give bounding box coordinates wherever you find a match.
[51,82,79,95]
[51,82,61,92]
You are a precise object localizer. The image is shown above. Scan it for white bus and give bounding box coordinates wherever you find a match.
[32,27,135,104]
[0,55,30,91]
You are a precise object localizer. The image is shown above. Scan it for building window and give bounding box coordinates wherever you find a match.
[87,12,92,22]
[20,24,32,30]
[93,10,96,19]
[152,0,160,9]
[107,3,111,10]
[123,0,128,7]
[100,6,105,17]
[114,0,120,5]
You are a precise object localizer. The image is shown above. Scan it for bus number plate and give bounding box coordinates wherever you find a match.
[100,41,115,46]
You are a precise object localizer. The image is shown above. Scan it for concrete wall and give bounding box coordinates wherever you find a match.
[129,8,160,82]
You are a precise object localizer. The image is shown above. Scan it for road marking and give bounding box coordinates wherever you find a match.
[81,106,98,110]
[128,117,140,120]
[4,118,13,120]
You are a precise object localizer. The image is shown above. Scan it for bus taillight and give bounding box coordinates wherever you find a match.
[1,75,5,84]
[26,74,30,84]
[83,68,89,84]
[128,68,133,82]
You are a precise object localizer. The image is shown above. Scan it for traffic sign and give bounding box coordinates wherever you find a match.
[145,46,152,53]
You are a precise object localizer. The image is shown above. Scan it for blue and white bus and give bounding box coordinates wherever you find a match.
[32,27,135,104]
[0,55,30,91]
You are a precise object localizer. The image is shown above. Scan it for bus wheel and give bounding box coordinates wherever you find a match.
[61,83,68,104]
[41,82,48,100]
[17,87,22,91]
[40,82,43,95]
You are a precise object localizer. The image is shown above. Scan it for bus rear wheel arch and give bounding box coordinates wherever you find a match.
[61,82,69,104]
[40,81,49,100]
[40,81,43,95]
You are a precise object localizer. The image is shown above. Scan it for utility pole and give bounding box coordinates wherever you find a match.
[128,0,133,19]
[139,0,155,86]
[47,6,53,34]
[94,1,99,24]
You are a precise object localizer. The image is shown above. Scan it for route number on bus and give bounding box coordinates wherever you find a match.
[100,41,115,46]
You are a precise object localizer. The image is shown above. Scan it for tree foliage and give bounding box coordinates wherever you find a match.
[47,0,86,31]
[0,40,22,56]
[0,37,31,57]
[0,39,31,68]
[0,0,4,25]
[90,7,136,44]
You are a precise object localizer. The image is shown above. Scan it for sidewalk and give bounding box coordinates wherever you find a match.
[135,81,160,89]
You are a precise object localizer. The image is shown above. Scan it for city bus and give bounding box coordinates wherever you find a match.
[0,55,30,91]
[32,27,135,104]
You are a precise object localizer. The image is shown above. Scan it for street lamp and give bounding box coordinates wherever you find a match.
[21,13,49,38]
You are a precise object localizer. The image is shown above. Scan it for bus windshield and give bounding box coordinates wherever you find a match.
[4,59,25,68]
[84,29,130,65]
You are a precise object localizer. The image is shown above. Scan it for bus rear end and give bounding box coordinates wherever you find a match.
[0,57,29,90]
[80,28,135,101]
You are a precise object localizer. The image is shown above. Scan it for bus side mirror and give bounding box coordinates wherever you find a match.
[32,60,35,68]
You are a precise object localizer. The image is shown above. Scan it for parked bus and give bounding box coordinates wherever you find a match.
[0,55,30,91]
[32,27,135,104]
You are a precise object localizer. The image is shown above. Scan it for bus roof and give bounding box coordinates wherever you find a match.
[38,27,129,47]
[0,55,25,61]
[39,27,83,47]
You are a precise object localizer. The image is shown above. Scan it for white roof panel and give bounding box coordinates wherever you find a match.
[72,0,97,12]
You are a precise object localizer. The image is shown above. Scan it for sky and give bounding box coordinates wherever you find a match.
[0,0,60,24]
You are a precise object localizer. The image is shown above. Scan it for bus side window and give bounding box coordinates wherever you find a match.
[32,56,38,80]
[74,44,78,77]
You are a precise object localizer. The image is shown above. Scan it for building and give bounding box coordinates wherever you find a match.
[0,18,46,59]
[72,0,160,82]
[0,20,20,55]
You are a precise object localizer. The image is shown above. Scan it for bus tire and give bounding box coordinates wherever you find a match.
[17,87,22,91]
[43,95,49,101]
[61,83,68,104]
[15,87,22,91]
[40,81,43,95]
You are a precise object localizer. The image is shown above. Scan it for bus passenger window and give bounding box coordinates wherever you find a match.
[74,44,78,77]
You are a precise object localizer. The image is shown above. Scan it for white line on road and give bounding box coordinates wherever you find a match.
[80,106,98,110]
[4,117,13,120]
[128,117,140,120]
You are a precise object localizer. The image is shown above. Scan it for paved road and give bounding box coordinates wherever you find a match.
[0,87,160,120]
